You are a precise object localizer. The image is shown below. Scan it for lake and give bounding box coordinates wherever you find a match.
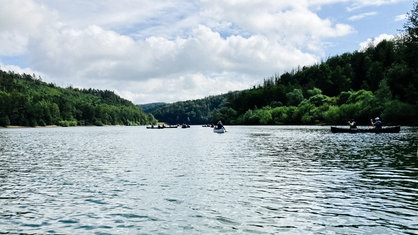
[1,125,417,234]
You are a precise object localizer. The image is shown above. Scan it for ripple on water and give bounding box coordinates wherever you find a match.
[0,126,417,234]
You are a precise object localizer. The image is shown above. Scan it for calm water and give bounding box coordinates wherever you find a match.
[0,126,417,234]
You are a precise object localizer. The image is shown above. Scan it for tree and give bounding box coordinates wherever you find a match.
[286,89,304,106]
[382,100,417,125]
[402,1,418,72]
[404,1,418,43]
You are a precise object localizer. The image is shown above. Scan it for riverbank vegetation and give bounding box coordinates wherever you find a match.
[143,2,418,126]
[0,71,156,127]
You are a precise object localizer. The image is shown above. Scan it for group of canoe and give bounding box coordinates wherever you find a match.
[147,117,401,134]
[146,124,189,129]
[147,121,227,133]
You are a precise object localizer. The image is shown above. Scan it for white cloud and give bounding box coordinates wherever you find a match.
[359,33,395,50]
[116,72,256,104]
[395,13,407,21]
[200,1,352,44]
[0,0,55,56]
[349,12,377,21]
[0,63,45,78]
[347,0,407,11]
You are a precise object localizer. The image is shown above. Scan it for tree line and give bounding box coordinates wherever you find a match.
[0,71,156,127]
[144,2,418,126]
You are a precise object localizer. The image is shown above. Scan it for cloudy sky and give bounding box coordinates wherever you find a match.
[0,0,412,104]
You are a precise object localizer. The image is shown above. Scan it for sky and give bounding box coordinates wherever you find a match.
[0,0,413,104]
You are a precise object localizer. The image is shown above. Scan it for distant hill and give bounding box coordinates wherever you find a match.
[139,102,167,113]
[0,70,156,127]
[140,95,230,125]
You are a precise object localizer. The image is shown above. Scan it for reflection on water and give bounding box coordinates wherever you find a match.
[0,126,417,234]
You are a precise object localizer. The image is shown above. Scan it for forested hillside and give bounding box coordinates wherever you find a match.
[0,71,156,127]
[146,3,418,126]
[140,95,230,125]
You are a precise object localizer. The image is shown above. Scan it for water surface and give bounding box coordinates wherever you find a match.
[1,126,417,234]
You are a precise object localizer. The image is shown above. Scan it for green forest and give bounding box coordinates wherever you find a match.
[0,70,156,127]
[144,3,418,126]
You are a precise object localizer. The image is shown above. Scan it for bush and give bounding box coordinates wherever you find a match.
[0,116,10,126]
[382,100,418,125]
[58,120,77,127]
[322,106,341,124]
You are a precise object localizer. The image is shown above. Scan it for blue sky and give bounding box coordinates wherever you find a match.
[0,0,413,104]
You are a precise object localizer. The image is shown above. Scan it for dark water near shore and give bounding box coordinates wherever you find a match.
[0,126,417,234]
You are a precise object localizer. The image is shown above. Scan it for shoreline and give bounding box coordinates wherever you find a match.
[0,125,59,128]
[0,124,140,129]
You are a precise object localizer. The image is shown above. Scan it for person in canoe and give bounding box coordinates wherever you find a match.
[213,120,226,133]
[216,120,224,129]
[371,117,383,129]
[348,119,357,130]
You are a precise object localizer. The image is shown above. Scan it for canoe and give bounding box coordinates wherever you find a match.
[146,125,178,129]
[165,125,179,128]
[146,126,164,129]
[213,127,226,133]
[331,126,400,133]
